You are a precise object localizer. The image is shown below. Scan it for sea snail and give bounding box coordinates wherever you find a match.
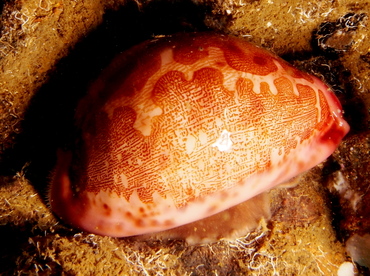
[50,32,350,237]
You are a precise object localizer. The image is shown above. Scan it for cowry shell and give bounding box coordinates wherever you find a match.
[49,32,350,237]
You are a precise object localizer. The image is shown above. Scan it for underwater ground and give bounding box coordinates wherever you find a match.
[1,0,370,275]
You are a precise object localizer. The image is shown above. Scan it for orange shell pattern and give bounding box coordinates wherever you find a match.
[50,33,349,237]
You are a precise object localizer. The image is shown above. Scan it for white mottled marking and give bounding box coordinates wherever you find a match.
[212,129,233,152]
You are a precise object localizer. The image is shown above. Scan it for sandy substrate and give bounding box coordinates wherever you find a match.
[1,0,370,275]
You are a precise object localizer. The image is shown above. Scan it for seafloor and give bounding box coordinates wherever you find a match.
[0,0,370,275]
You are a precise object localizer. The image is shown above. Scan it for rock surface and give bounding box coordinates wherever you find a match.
[1,0,369,275]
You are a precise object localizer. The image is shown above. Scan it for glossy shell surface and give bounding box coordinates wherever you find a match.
[50,32,350,237]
